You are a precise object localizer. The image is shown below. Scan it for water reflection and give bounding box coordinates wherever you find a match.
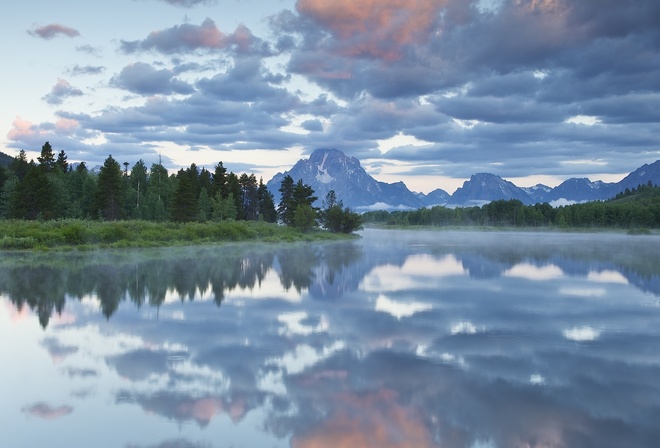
[2,230,660,447]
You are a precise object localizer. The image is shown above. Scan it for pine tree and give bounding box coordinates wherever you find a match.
[96,155,125,220]
[278,175,295,225]
[212,162,227,198]
[55,150,68,173]
[240,173,259,220]
[258,178,277,223]
[10,150,29,181]
[171,169,197,222]
[37,141,56,173]
[226,172,243,219]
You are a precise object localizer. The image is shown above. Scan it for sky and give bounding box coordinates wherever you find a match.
[3,0,660,194]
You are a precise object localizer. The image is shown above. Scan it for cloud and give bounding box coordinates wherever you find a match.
[111,62,194,95]
[42,79,84,105]
[120,18,271,56]
[296,0,445,61]
[156,0,216,7]
[301,119,323,132]
[22,402,73,420]
[28,23,80,39]
[76,44,102,56]
[67,65,106,76]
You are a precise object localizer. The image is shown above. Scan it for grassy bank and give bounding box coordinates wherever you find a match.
[0,219,356,250]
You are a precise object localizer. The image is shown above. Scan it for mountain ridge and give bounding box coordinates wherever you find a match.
[266,148,660,210]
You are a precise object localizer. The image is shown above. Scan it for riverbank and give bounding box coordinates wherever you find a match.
[361,222,656,235]
[0,219,357,250]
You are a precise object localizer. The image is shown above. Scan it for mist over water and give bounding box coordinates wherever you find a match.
[2,229,659,447]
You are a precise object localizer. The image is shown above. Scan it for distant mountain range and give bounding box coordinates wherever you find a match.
[4,147,658,210]
[267,148,660,210]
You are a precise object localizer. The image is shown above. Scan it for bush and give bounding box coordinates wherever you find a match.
[61,221,88,245]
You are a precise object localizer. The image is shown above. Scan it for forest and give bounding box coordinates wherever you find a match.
[363,182,660,230]
[0,142,362,237]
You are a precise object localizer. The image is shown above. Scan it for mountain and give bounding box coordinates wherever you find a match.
[267,149,660,209]
[449,173,534,206]
[266,148,425,211]
[419,188,451,206]
[541,178,614,204]
[522,184,552,203]
[615,160,660,192]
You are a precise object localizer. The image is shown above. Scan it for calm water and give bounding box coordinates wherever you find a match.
[1,229,660,448]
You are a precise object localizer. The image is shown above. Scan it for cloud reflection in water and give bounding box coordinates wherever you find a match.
[2,230,660,447]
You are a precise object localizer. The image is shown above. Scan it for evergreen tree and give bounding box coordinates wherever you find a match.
[212,162,227,198]
[9,150,29,181]
[12,163,53,219]
[186,163,200,199]
[278,175,295,225]
[37,141,56,173]
[0,166,7,193]
[96,155,125,220]
[293,203,318,232]
[199,168,213,197]
[171,169,197,222]
[197,187,212,222]
[240,173,259,220]
[292,179,318,212]
[226,172,243,219]
[319,190,363,233]
[258,178,277,223]
[55,150,68,173]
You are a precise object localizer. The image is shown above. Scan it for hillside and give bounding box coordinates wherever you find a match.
[0,151,13,167]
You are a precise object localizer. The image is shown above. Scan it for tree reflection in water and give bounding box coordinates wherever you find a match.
[0,242,364,328]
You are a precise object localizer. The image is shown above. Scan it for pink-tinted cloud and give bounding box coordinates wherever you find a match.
[7,116,81,150]
[7,117,44,141]
[28,23,80,39]
[296,0,445,60]
[22,402,73,420]
[42,78,84,105]
[120,18,268,55]
[292,389,434,448]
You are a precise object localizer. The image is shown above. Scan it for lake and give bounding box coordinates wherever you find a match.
[1,229,659,448]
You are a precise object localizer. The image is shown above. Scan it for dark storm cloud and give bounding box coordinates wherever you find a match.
[42,79,84,105]
[111,62,194,95]
[120,18,272,56]
[28,23,80,39]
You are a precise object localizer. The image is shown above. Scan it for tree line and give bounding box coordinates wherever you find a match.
[0,142,362,233]
[363,182,660,229]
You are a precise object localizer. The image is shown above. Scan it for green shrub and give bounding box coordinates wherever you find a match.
[0,236,37,249]
[61,222,88,245]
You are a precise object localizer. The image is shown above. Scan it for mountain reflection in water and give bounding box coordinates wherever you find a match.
[1,229,659,448]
